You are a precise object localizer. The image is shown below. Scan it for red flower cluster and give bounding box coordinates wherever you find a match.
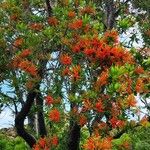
[29,23,43,31]
[103,30,119,44]
[80,6,95,15]
[47,16,58,26]
[18,60,37,76]
[95,100,104,112]
[13,38,24,48]
[69,19,83,30]
[134,66,144,74]
[70,34,134,67]
[49,108,60,122]
[109,117,125,128]
[126,94,137,107]
[68,11,76,18]
[71,65,81,81]
[79,114,87,126]
[60,54,72,65]
[96,70,109,87]
[19,49,32,58]
[83,136,112,150]
[51,135,59,146]
[136,78,144,93]
[62,67,70,76]
[45,95,54,105]
[33,136,59,150]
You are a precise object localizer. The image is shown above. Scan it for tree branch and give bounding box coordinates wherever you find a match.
[0,92,18,115]
[35,91,47,137]
[45,0,52,17]
[105,0,116,29]
[15,91,37,148]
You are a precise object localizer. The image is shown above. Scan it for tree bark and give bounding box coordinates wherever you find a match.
[45,0,53,17]
[67,102,81,150]
[36,92,47,137]
[68,122,81,150]
[15,91,37,148]
[105,0,116,29]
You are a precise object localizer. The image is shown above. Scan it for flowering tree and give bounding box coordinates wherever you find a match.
[0,0,149,150]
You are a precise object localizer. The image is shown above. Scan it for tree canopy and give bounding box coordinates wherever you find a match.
[0,0,150,150]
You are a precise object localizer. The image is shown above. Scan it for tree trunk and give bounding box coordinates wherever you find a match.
[67,102,81,150]
[36,92,47,137]
[15,91,37,148]
[68,122,81,150]
[105,0,116,29]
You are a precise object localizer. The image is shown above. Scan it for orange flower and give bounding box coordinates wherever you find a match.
[126,94,137,107]
[84,48,95,56]
[79,115,87,127]
[136,78,144,93]
[10,14,20,21]
[121,141,131,149]
[19,49,32,58]
[111,102,122,117]
[26,64,37,76]
[72,44,81,53]
[135,66,144,74]
[18,60,29,68]
[18,60,37,76]
[83,138,95,150]
[109,117,123,128]
[62,67,70,76]
[60,54,72,65]
[82,99,92,111]
[47,16,58,26]
[29,23,43,31]
[38,137,46,148]
[95,100,104,112]
[100,137,112,150]
[84,24,90,33]
[33,144,40,150]
[71,65,81,81]
[96,70,109,87]
[12,56,22,68]
[49,109,60,122]
[69,19,83,30]
[13,38,24,47]
[103,30,118,44]
[81,6,95,15]
[51,135,59,146]
[98,122,107,130]
[45,95,54,105]
[126,78,132,94]
[68,11,76,18]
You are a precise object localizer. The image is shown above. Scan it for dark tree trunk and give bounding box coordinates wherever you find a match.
[67,102,81,150]
[15,91,37,148]
[36,92,47,137]
[68,123,81,150]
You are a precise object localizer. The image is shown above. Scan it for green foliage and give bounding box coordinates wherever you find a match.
[0,134,30,150]
[130,127,150,150]
[112,126,150,150]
